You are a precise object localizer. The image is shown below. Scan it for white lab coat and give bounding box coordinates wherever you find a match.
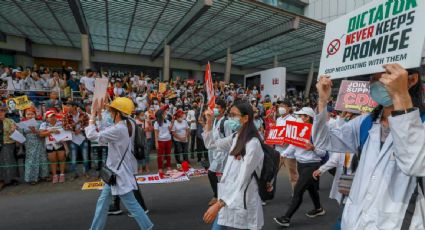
[318,152,352,204]
[85,121,138,196]
[313,109,425,230]
[208,116,232,173]
[203,131,264,230]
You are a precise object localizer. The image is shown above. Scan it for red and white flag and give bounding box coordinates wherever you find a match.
[204,62,215,110]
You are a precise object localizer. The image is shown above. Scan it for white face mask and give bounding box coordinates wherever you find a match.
[278,107,286,115]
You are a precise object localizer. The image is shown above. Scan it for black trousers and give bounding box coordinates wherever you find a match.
[208,170,218,198]
[285,162,322,219]
[113,188,148,211]
[174,141,189,164]
[196,136,207,162]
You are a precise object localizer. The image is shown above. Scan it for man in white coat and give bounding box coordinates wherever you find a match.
[207,99,232,206]
[313,64,425,230]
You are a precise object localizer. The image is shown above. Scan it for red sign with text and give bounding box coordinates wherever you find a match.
[265,125,286,145]
[284,121,312,149]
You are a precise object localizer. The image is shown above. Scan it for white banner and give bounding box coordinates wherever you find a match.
[319,0,425,79]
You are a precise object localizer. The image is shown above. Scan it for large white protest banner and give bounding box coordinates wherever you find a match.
[319,0,425,79]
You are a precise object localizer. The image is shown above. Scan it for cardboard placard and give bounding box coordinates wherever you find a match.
[284,121,312,149]
[7,95,32,111]
[91,78,108,108]
[335,80,378,113]
[319,0,425,79]
[265,125,286,145]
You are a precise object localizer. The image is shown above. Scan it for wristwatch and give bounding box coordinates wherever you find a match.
[391,107,416,117]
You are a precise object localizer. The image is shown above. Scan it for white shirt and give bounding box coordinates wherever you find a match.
[186,109,197,130]
[39,121,64,150]
[208,116,232,173]
[275,114,296,154]
[85,121,138,196]
[172,120,189,142]
[154,120,171,141]
[80,76,95,93]
[203,132,264,230]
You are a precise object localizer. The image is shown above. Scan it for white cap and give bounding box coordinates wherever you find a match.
[294,107,315,118]
[71,71,77,75]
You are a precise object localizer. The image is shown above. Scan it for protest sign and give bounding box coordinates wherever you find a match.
[265,125,286,145]
[335,80,378,113]
[284,121,312,149]
[135,173,190,185]
[159,82,167,93]
[7,95,31,111]
[319,0,425,79]
[91,78,108,108]
[82,181,104,190]
[10,130,26,143]
[16,118,38,131]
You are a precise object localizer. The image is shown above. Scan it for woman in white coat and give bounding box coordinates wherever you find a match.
[314,64,425,230]
[202,101,264,230]
[85,97,153,230]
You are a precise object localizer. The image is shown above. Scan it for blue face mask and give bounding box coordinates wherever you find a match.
[213,108,220,117]
[370,81,393,107]
[227,117,242,132]
[102,110,114,127]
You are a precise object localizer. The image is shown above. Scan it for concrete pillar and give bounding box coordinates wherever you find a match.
[163,44,171,82]
[224,48,232,83]
[81,34,91,71]
[273,55,278,68]
[304,62,315,99]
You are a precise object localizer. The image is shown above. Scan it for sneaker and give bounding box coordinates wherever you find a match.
[262,201,267,206]
[145,209,150,214]
[52,175,59,184]
[305,208,326,218]
[208,198,218,206]
[59,174,65,183]
[108,205,123,215]
[273,216,290,227]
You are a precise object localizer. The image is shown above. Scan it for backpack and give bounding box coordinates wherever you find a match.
[129,118,146,160]
[243,141,281,208]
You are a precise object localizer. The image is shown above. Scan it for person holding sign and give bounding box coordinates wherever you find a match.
[85,97,153,230]
[274,100,297,194]
[273,107,327,228]
[313,64,425,230]
[39,111,66,184]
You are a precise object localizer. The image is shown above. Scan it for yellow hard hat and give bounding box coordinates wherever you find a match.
[109,97,135,115]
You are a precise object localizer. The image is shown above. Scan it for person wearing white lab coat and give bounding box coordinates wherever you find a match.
[314,64,425,230]
[207,99,233,206]
[202,101,264,230]
[85,97,153,230]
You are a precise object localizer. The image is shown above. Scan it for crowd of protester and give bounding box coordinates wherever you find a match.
[0,62,424,230]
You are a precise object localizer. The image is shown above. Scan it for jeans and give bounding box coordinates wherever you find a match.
[70,140,89,173]
[141,138,153,167]
[90,184,153,230]
[174,141,188,164]
[92,146,108,171]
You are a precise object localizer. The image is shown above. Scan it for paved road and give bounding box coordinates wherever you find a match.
[0,170,340,230]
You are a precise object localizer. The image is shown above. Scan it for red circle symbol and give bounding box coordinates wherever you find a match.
[327,39,340,56]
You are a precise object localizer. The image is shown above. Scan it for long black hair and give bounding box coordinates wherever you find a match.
[370,68,425,121]
[230,101,261,157]
[110,107,132,137]
[155,109,165,126]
